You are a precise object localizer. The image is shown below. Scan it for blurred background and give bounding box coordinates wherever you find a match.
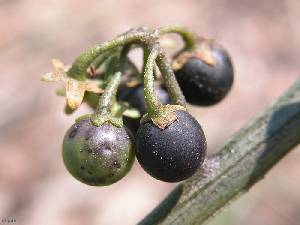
[0,0,299,224]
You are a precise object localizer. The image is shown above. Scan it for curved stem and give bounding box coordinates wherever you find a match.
[142,45,186,129]
[91,56,122,127]
[156,25,198,50]
[143,45,163,115]
[120,43,133,65]
[94,71,121,115]
[67,30,147,81]
[119,44,139,74]
[142,46,150,79]
[87,48,120,76]
[156,52,186,107]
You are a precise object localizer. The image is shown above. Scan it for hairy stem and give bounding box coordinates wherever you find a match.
[156,25,198,50]
[149,26,189,106]
[87,49,119,76]
[138,78,300,225]
[67,30,147,81]
[156,52,186,107]
[91,56,122,127]
[143,45,162,114]
[142,46,151,80]
[66,25,189,109]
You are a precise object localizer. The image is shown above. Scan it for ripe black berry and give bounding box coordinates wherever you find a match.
[118,83,170,135]
[174,41,234,105]
[135,110,206,182]
[62,118,135,186]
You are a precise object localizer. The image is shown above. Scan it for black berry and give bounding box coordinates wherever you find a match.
[174,41,234,105]
[135,110,206,182]
[118,83,171,135]
[62,118,135,186]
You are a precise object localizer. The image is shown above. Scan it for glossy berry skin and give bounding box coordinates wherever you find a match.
[118,84,170,135]
[135,110,206,182]
[62,118,135,186]
[174,42,234,106]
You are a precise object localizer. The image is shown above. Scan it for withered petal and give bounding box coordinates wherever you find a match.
[65,79,85,109]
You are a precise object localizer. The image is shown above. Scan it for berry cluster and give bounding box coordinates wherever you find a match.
[42,26,234,186]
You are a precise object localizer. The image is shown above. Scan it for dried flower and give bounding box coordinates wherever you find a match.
[42,59,103,109]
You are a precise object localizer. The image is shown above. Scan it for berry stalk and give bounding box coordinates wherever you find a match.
[91,56,123,127]
[142,44,186,129]
[87,48,120,76]
[143,45,163,113]
[156,52,186,107]
[156,25,198,51]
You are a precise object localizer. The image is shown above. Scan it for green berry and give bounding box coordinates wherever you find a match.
[62,118,135,186]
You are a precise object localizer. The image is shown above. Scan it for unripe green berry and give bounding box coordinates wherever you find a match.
[62,118,135,186]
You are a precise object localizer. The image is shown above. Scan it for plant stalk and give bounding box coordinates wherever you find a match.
[91,56,122,127]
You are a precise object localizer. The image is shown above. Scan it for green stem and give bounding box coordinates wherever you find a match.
[142,46,150,80]
[91,56,122,127]
[67,31,147,81]
[156,52,186,107]
[95,72,120,114]
[120,44,133,64]
[143,45,163,114]
[87,48,120,76]
[142,44,186,129]
[156,26,198,50]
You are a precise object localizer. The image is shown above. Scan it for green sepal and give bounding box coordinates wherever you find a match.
[75,114,92,123]
[141,104,186,129]
[91,114,123,128]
